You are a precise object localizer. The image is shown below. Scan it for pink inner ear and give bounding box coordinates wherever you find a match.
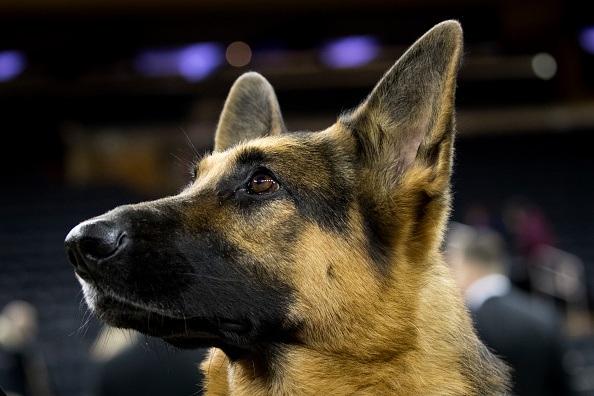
[396,122,426,173]
[400,136,423,171]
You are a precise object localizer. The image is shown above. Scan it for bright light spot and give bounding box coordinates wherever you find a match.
[579,26,594,54]
[531,52,557,80]
[320,36,380,69]
[0,51,27,82]
[178,43,225,81]
[134,42,224,82]
[226,41,252,67]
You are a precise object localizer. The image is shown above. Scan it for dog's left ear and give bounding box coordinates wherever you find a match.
[341,20,463,194]
[214,72,286,152]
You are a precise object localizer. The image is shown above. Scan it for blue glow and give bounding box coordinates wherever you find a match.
[579,26,594,54]
[134,42,224,82]
[179,43,224,81]
[320,36,380,69]
[0,51,27,82]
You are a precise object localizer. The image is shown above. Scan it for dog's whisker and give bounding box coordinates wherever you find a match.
[89,324,111,360]
[73,311,94,338]
[170,151,193,170]
[71,295,96,341]
[181,273,242,282]
[180,127,201,158]
[70,313,90,337]
[183,313,189,336]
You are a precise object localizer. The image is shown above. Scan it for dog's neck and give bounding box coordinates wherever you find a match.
[203,340,472,395]
[200,260,493,395]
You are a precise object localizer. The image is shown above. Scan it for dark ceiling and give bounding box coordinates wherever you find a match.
[0,0,592,167]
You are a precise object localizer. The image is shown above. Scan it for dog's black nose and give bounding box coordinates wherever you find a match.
[65,220,125,273]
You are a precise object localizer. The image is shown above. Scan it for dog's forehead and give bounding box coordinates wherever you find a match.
[184,129,352,199]
[192,150,233,189]
[204,132,327,170]
[233,134,313,157]
[188,135,294,190]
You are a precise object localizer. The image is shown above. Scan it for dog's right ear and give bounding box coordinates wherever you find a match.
[214,72,286,152]
[337,20,463,257]
[340,20,463,194]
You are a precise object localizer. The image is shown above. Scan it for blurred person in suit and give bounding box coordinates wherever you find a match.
[0,300,53,396]
[446,222,575,396]
[90,326,206,396]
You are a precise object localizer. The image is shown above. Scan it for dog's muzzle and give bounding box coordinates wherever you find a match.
[64,218,125,277]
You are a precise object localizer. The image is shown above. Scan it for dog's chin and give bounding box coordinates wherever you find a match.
[80,281,255,351]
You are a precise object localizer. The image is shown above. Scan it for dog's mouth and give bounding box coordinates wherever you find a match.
[163,320,250,350]
[94,294,254,350]
[163,319,253,350]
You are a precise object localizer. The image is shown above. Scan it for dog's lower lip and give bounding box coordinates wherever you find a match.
[163,337,213,350]
[218,320,249,333]
[99,301,252,340]
[171,316,250,335]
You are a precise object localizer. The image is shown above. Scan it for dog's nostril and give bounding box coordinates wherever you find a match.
[80,236,120,259]
[66,248,82,268]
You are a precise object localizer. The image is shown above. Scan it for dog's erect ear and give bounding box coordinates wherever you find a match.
[214,72,286,152]
[341,20,463,193]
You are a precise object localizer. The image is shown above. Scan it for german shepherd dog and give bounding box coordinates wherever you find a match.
[65,20,510,395]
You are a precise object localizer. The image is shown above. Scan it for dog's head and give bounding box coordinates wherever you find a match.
[65,21,463,359]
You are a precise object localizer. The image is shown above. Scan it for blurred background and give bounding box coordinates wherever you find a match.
[1,0,593,395]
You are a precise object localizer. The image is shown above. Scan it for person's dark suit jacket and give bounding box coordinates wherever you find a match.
[471,288,574,396]
[95,341,207,396]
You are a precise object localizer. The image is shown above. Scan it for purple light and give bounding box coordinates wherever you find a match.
[0,51,27,82]
[579,26,594,54]
[134,42,224,82]
[320,36,380,69]
[179,43,224,81]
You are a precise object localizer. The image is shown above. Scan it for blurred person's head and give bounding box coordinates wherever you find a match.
[0,300,38,351]
[446,223,508,290]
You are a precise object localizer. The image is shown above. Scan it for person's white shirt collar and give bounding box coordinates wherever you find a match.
[465,273,511,311]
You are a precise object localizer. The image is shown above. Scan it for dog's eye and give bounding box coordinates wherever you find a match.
[248,173,279,195]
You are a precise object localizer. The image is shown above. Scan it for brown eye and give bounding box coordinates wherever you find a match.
[248,173,279,194]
